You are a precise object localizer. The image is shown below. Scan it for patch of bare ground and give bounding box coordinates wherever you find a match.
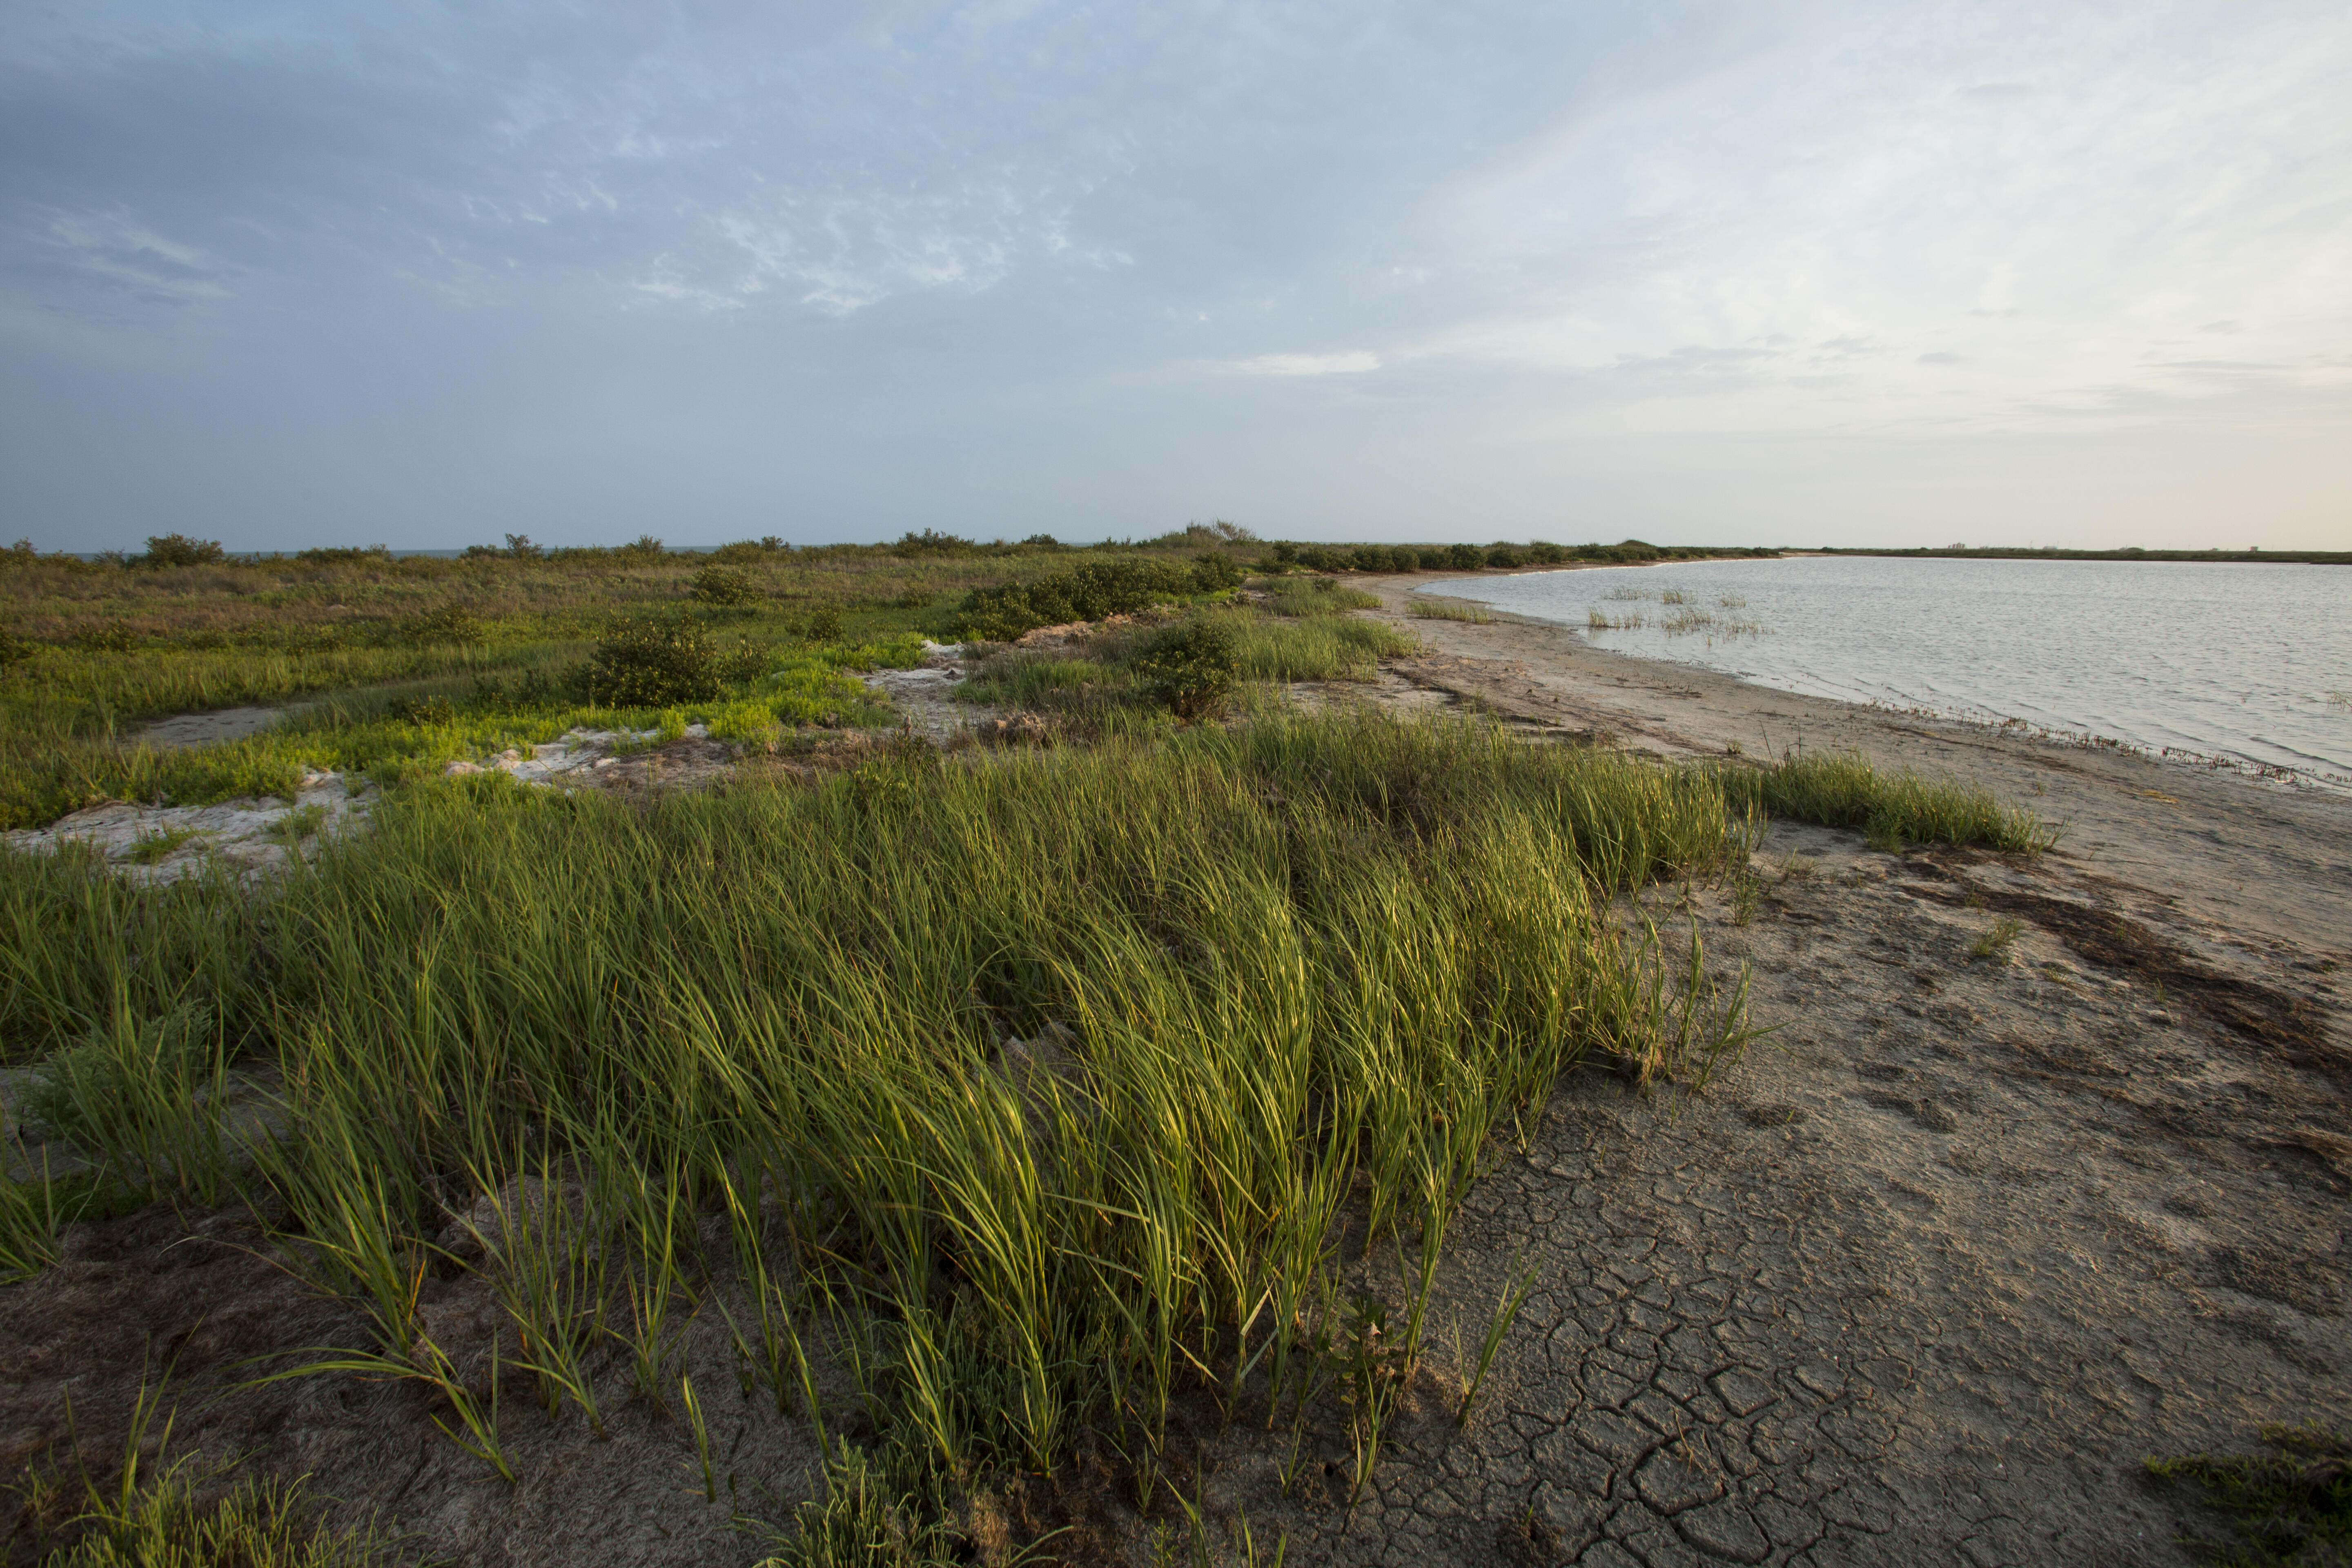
[0,1197,830,1566]
[1161,821,2348,1566]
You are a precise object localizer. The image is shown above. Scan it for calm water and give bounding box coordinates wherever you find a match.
[1420,557,2352,784]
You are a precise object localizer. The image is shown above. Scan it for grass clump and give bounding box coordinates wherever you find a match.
[1267,581,1381,617]
[1970,915,2024,962]
[1228,610,1415,682]
[2,709,1756,1554]
[1410,599,1491,624]
[120,829,203,866]
[1722,750,2058,854]
[2147,1423,2350,1566]
[18,1379,400,1568]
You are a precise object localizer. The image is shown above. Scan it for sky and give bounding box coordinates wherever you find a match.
[3,0,2349,553]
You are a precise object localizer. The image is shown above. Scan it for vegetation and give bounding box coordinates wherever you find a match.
[4,710,1760,1558]
[1719,749,2059,854]
[0,526,2073,1563]
[16,1376,400,1566]
[1410,599,1492,623]
[2147,1423,2350,1565]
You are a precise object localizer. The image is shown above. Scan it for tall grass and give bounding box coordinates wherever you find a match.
[1722,749,2058,853]
[1409,600,1492,624]
[1,710,1753,1549]
[1223,610,1415,681]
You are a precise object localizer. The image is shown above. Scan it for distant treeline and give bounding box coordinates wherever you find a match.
[1822,546,2351,566]
[1274,539,1779,572]
[11,526,1786,576]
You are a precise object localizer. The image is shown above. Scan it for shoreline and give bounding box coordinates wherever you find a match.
[1348,571,2352,952]
[1170,574,2352,1564]
[1400,562,2352,797]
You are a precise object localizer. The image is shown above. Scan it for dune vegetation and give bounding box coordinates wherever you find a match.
[0,528,2054,1565]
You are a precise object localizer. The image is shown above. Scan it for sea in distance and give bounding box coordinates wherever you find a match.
[1419,556,2352,788]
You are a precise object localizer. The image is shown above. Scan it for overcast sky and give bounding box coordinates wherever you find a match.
[4,0,2348,552]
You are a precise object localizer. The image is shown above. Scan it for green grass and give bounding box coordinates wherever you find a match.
[17,1376,401,1567]
[0,633,934,830]
[1410,599,1492,624]
[1266,582,1382,617]
[1,708,1755,1550]
[1720,749,2058,854]
[1225,609,1416,681]
[2147,1423,2350,1565]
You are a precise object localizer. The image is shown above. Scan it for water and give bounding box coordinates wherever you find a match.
[1420,557,2352,785]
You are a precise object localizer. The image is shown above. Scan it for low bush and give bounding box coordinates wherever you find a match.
[1130,617,1239,719]
[578,617,730,706]
[138,534,227,569]
[690,563,760,606]
[955,556,1239,641]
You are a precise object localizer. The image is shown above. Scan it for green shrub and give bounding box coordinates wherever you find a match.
[71,624,140,653]
[895,529,976,557]
[405,604,485,644]
[798,602,845,643]
[956,556,1238,641]
[138,534,227,569]
[579,616,726,707]
[690,563,760,606]
[1131,618,1239,719]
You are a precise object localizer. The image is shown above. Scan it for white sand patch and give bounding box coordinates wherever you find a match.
[440,722,711,783]
[1,771,371,884]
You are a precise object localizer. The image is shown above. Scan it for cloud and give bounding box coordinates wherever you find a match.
[1222,352,1381,377]
[29,208,232,303]
[0,0,2347,550]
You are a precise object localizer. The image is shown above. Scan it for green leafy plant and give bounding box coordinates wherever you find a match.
[691,563,760,606]
[580,616,726,706]
[1130,618,1239,719]
[138,533,227,569]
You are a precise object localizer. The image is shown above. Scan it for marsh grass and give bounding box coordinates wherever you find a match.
[1722,750,2058,854]
[17,1374,401,1568]
[1,708,1756,1551]
[2146,1423,2350,1566]
[1409,600,1492,624]
[1971,915,2025,962]
[120,827,203,865]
